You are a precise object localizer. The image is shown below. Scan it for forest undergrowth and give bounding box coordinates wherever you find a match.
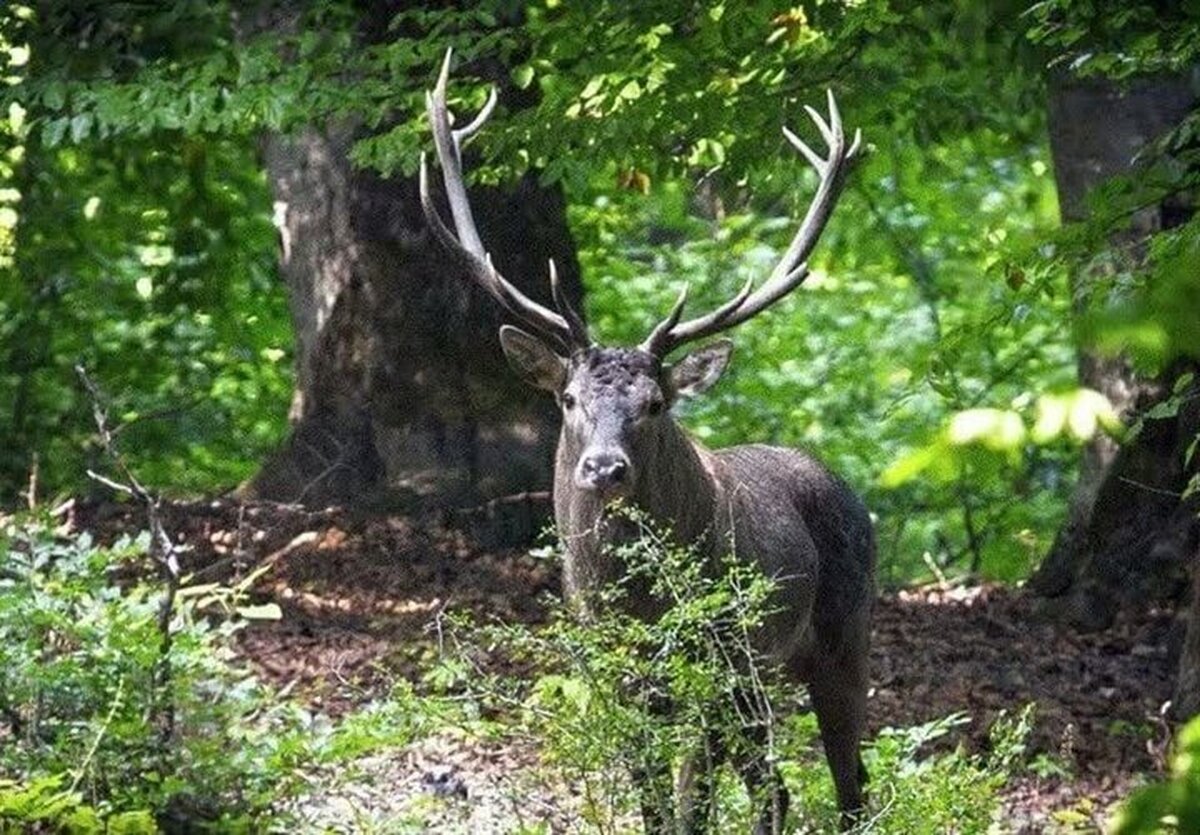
[0,496,1176,833]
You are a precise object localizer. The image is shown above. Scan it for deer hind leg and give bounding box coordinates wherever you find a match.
[632,754,675,835]
[807,652,869,830]
[677,726,725,834]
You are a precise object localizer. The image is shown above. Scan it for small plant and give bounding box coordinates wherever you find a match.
[1112,714,1200,834]
[851,706,1034,832]
[445,506,782,831]
[0,509,310,830]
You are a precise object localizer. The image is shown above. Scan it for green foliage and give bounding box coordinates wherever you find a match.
[0,0,1076,589]
[0,510,305,828]
[0,121,291,499]
[1026,0,1200,79]
[834,701,1028,827]
[452,507,780,829]
[0,508,497,832]
[0,774,156,834]
[440,510,1029,831]
[1078,213,1200,373]
[3,0,1193,593]
[1,3,294,500]
[1026,3,1200,372]
[1112,715,1200,834]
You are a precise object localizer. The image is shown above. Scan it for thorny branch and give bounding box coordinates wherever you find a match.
[76,365,181,744]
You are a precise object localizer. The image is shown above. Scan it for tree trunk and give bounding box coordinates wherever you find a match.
[1174,541,1200,718]
[240,8,580,516]
[245,126,579,512]
[1030,74,1199,631]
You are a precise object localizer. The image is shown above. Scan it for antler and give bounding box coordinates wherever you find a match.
[419,49,589,351]
[641,90,863,358]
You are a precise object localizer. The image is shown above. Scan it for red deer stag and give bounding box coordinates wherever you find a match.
[420,50,875,833]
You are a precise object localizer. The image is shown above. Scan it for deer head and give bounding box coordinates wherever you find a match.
[419,50,862,496]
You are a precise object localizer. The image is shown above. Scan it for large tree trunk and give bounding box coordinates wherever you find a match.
[1030,74,1199,633]
[241,8,580,516]
[246,127,579,512]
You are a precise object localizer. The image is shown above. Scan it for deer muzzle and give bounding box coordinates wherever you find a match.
[576,451,632,493]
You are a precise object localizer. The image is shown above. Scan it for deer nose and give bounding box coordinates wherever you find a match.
[579,454,630,490]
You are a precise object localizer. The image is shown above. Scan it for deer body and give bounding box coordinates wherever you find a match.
[419,50,875,830]
[554,392,876,672]
[537,343,875,829]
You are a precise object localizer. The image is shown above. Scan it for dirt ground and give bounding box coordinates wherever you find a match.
[76,497,1178,833]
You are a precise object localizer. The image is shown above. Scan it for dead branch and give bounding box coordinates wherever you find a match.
[75,364,181,744]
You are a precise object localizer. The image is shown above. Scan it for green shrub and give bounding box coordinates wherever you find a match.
[1112,714,1200,834]
[0,510,310,831]
[440,510,1030,832]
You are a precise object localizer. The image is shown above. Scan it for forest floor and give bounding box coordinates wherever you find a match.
[78,498,1177,834]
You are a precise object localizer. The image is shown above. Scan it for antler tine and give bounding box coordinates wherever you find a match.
[641,276,754,356]
[848,127,863,158]
[825,88,841,140]
[642,90,862,358]
[549,259,591,348]
[782,125,825,174]
[456,86,498,146]
[421,48,588,350]
[803,103,835,147]
[639,283,689,356]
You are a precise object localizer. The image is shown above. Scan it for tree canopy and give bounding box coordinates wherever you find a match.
[1,0,1197,574]
[2,1,1200,831]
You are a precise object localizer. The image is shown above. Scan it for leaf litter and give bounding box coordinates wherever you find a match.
[75,498,1176,832]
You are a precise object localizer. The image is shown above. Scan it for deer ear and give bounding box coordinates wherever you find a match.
[499,325,567,392]
[666,339,733,399]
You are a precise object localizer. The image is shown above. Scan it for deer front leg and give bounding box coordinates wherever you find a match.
[627,688,677,835]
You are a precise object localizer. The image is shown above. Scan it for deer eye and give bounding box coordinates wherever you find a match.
[647,398,665,416]
[561,393,576,410]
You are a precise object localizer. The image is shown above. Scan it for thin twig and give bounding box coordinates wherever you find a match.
[70,676,125,793]
[25,453,39,511]
[76,365,181,744]
[1117,477,1183,499]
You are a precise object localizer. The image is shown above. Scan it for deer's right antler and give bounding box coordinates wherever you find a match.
[419,49,589,352]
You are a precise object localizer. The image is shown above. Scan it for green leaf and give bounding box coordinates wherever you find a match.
[42,82,66,111]
[69,113,93,144]
[947,409,1026,451]
[41,117,68,147]
[512,64,535,90]
[879,443,942,488]
[580,76,605,99]
[618,79,642,100]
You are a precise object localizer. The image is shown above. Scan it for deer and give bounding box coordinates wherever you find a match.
[419,50,876,833]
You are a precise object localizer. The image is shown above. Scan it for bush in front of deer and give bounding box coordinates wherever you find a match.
[436,511,1031,833]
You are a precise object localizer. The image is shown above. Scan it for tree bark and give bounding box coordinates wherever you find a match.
[1174,537,1200,718]
[245,125,580,511]
[1030,74,1199,631]
[240,8,580,514]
